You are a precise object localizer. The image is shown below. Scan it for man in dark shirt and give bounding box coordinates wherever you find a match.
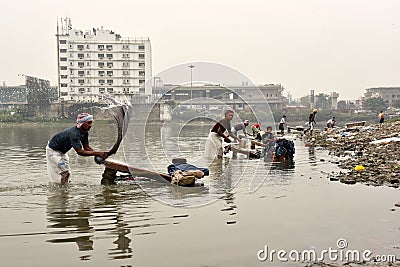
[46,113,108,184]
[261,126,277,156]
[304,109,318,136]
[205,110,241,158]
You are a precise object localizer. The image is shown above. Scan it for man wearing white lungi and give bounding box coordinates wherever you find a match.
[204,110,241,159]
[46,113,108,184]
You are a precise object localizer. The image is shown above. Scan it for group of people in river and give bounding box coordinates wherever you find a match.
[48,106,385,184]
[204,110,280,159]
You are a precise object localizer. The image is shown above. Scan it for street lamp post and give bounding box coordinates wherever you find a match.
[188,64,195,87]
[188,64,195,101]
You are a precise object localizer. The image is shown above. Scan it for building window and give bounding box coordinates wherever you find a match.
[99,71,105,76]
[123,70,130,75]
[139,62,145,67]
[78,79,85,84]
[70,88,75,92]
[98,53,104,59]
[98,45,104,50]
[79,88,85,93]
[107,71,113,76]
[139,71,145,76]
[138,54,145,59]
[60,57,67,61]
[99,88,105,93]
[78,62,84,68]
[99,79,105,85]
[61,83,68,87]
[78,70,85,76]
[77,45,84,50]
[107,79,113,84]
[61,75,68,79]
[78,53,84,59]
[59,40,67,44]
[139,79,145,84]
[87,70,90,74]
[123,62,130,67]
[107,62,113,68]
[122,44,129,50]
[138,45,145,50]
[87,62,90,66]
[61,92,68,96]
[87,88,91,92]
[98,62,105,68]
[106,45,113,51]
[60,66,67,70]
[60,49,67,53]
[106,54,113,59]
[123,53,129,58]
[107,88,113,93]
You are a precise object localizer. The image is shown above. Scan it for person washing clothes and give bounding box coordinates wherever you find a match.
[46,113,108,184]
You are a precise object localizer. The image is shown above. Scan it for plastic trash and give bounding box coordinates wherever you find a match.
[354,165,365,171]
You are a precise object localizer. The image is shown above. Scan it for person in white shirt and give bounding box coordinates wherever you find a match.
[278,115,287,135]
[326,117,336,128]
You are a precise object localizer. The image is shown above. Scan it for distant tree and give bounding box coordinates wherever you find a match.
[362,97,388,112]
[392,99,400,108]
[299,96,311,108]
[337,100,347,110]
[315,93,331,110]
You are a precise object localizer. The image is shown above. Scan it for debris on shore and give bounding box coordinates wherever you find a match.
[303,121,400,188]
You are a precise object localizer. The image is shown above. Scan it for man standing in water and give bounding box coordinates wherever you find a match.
[304,109,318,136]
[278,115,287,135]
[204,110,241,159]
[46,113,108,184]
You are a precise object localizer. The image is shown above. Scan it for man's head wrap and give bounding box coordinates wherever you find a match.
[76,113,93,129]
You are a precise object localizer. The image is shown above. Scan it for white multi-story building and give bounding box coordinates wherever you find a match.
[56,19,152,103]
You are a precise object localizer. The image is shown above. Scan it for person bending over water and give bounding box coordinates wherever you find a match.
[204,110,241,159]
[46,113,108,184]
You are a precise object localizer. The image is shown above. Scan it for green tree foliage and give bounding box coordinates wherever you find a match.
[315,93,331,110]
[391,99,400,108]
[337,100,347,110]
[362,97,388,112]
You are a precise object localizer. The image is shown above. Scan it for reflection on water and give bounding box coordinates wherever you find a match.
[46,184,150,260]
[0,123,399,267]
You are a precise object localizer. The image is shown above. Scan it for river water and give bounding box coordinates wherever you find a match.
[0,122,398,267]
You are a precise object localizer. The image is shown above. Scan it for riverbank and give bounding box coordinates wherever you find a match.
[303,120,400,188]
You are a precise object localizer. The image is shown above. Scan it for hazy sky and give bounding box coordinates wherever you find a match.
[1,0,399,99]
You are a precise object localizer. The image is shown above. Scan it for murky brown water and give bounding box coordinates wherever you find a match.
[0,122,398,267]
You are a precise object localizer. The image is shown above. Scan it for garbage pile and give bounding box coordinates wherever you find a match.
[304,121,400,188]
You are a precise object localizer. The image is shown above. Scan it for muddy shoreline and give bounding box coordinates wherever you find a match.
[301,121,400,188]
